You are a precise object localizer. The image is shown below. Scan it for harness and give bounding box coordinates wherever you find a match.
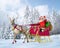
[13,24,23,31]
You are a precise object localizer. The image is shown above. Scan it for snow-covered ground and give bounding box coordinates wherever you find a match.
[0,35,60,48]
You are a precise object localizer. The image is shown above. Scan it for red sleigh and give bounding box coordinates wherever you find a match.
[29,23,52,36]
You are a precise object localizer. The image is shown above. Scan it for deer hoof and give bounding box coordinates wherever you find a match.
[12,42,14,44]
[23,41,25,43]
[15,40,17,43]
[27,41,29,43]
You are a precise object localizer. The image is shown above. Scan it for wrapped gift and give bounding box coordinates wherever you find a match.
[45,22,50,27]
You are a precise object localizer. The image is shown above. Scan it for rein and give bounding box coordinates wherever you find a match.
[13,24,23,31]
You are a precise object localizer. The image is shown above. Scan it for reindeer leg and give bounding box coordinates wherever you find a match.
[23,33,29,43]
[25,32,29,43]
[24,35,29,43]
[23,37,25,43]
[26,34,29,43]
[23,35,28,43]
[12,33,17,44]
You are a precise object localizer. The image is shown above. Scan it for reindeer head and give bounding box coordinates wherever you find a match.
[7,13,18,25]
[8,17,15,25]
[11,19,15,25]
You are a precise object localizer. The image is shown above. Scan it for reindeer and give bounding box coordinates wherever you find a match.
[7,15,29,44]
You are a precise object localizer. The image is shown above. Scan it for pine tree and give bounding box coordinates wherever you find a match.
[31,8,40,23]
[52,9,60,34]
[24,6,30,24]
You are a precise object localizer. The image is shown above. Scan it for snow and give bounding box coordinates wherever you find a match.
[0,35,60,48]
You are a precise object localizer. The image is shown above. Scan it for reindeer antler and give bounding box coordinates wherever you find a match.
[15,12,19,19]
[7,14,11,21]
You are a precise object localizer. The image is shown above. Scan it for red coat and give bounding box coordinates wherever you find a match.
[39,19,47,28]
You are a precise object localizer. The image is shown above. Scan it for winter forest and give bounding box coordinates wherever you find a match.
[0,6,60,39]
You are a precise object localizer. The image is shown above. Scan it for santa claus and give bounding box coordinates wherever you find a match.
[39,16,47,32]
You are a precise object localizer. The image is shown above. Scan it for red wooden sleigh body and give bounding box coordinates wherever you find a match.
[29,23,50,36]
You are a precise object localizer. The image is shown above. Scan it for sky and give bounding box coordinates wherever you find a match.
[28,0,60,10]
[0,0,60,25]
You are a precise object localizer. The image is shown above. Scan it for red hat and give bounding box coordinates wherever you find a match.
[39,16,42,20]
[44,16,46,18]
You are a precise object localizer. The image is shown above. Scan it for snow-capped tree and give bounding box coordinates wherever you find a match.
[0,27,3,39]
[51,9,60,34]
[31,8,40,23]
[1,22,6,39]
[24,6,30,24]
[24,6,40,24]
